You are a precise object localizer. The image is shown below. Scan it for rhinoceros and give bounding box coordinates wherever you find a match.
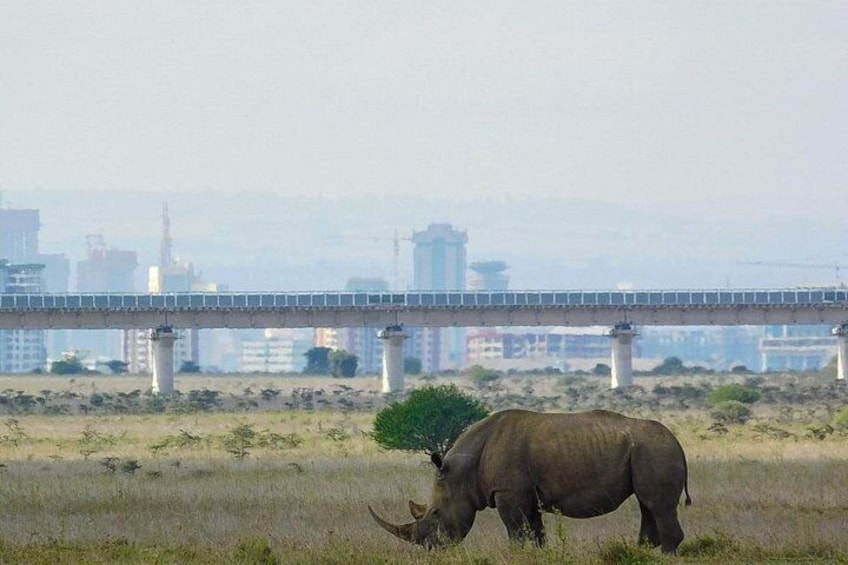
[369,409,691,553]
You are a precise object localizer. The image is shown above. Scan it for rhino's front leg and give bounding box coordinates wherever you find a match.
[493,491,545,547]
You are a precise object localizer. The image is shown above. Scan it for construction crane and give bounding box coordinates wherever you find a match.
[738,260,845,285]
[325,229,412,290]
[364,230,412,291]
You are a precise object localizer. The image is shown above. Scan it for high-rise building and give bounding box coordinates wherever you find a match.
[0,206,69,368]
[72,235,138,362]
[408,223,468,372]
[0,209,40,262]
[412,223,467,291]
[0,261,46,372]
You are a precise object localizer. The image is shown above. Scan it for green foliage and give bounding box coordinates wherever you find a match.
[233,536,280,565]
[730,365,752,374]
[710,400,753,425]
[220,424,304,459]
[403,356,422,375]
[833,407,848,429]
[707,384,761,406]
[371,384,489,454]
[652,356,685,375]
[592,363,611,376]
[50,358,84,375]
[596,540,659,564]
[303,347,331,375]
[179,361,201,373]
[679,533,738,557]
[468,365,502,387]
[0,419,27,446]
[120,459,142,474]
[104,360,128,374]
[805,424,834,440]
[329,349,358,378]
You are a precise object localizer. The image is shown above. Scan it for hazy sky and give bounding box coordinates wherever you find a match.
[1,2,845,219]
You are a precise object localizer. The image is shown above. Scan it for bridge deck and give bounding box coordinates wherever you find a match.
[1,289,847,329]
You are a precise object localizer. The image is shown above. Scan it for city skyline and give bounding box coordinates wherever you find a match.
[3,190,846,295]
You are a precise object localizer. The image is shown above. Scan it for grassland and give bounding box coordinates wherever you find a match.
[0,373,846,564]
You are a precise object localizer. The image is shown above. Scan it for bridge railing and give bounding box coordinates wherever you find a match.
[1,288,847,310]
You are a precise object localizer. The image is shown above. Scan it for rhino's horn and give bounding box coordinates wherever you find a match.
[368,505,417,543]
[408,499,427,520]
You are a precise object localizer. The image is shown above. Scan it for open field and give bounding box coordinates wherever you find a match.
[0,373,847,563]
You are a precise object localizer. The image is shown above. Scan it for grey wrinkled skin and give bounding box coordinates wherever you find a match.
[370,409,692,554]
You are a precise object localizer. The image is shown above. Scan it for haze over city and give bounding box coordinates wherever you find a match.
[1,2,845,292]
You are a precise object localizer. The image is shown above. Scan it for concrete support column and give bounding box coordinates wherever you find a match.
[608,323,638,389]
[150,325,178,394]
[831,323,848,381]
[379,325,408,393]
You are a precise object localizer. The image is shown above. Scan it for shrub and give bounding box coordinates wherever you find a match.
[468,365,501,388]
[833,407,848,429]
[707,384,761,407]
[710,400,752,424]
[371,384,489,454]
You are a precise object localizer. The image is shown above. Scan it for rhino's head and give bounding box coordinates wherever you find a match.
[369,452,477,549]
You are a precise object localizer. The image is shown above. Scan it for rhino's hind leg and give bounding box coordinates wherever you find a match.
[637,501,661,547]
[493,491,545,547]
[653,506,684,554]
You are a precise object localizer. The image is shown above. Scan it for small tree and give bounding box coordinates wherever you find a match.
[710,400,752,425]
[653,356,686,375]
[371,384,489,455]
[707,384,760,407]
[592,363,611,376]
[303,347,331,375]
[329,350,358,378]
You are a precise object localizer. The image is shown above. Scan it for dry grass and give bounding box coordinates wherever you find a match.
[0,373,847,563]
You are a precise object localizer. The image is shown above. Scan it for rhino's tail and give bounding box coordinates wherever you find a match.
[683,454,692,507]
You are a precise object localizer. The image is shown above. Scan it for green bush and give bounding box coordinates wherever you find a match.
[710,400,753,425]
[371,384,489,454]
[833,407,848,429]
[468,365,502,387]
[707,384,761,407]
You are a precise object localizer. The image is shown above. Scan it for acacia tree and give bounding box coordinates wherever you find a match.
[371,384,489,455]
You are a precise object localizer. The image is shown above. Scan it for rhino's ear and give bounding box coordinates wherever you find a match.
[408,499,427,520]
[430,452,444,470]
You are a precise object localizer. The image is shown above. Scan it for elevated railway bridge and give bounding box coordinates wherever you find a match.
[2,288,847,392]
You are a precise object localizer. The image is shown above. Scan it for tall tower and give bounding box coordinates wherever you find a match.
[412,223,468,291]
[409,224,468,372]
[0,208,40,262]
[468,260,509,291]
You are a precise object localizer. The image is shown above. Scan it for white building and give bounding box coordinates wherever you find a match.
[241,329,310,373]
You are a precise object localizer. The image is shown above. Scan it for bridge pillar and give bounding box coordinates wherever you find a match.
[832,323,848,381]
[379,325,407,393]
[150,326,178,394]
[608,323,638,389]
